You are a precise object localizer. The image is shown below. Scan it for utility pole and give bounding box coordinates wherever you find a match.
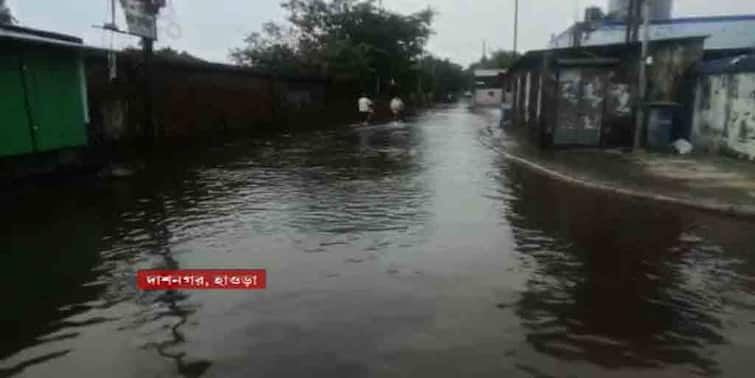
[633,0,651,151]
[107,0,118,80]
[143,36,155,146]
[625,0,635,44]
[417,53,424,104]
[96,1,163,146]
[631,0,642,42]
[513,0,519,54]
[142,0,164,146]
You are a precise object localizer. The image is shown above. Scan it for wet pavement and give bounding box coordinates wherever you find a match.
[496,125,755,211]
[2,103,755,377]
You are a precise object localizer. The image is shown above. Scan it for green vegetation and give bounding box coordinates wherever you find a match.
[123,46,206,63]
[417,56,467,101]
[230,0,466,99]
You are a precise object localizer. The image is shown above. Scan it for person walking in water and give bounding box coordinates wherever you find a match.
[358,93,374,126]
[390,96,405,123]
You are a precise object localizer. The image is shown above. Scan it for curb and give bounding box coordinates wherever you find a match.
[497,148,755,220]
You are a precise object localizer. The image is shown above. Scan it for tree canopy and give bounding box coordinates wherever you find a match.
[122,46,206,63]
[231,0,451,97]
[418,56,467,100]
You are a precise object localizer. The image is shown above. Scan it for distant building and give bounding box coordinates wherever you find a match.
[473,69,507,107]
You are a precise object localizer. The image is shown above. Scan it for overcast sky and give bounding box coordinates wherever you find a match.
[7,0,755,66]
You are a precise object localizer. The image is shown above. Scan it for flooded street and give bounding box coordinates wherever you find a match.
[2,104,755,377]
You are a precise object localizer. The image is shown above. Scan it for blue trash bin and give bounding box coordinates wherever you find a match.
[646,103,679,150]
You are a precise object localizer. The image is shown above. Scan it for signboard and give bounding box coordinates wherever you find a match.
[119,0,158,40]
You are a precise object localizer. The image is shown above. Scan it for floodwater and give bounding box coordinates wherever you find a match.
[2,104,755,378]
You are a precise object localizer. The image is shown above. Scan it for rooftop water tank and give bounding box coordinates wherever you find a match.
[608,0,673,21]
[584,6,605,23]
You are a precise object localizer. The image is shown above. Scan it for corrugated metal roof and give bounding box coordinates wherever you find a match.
[697,54,755,75]
[601,14,755,27]
[512,35,707,72]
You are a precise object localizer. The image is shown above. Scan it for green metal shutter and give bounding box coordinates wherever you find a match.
[23,47,87,152]
[0,50,34,157]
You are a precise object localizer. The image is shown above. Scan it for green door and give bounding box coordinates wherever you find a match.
[23,48,87,152]
[0,49,34,157]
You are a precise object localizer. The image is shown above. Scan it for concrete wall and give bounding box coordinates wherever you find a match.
[85,52,356,147]
[692,73,755,160]
[474,88,503,106]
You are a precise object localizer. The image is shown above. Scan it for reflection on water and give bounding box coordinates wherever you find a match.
[0,121,429,377]
[500,160,755,377]
[143,197,212,378]
[2,104,755,377]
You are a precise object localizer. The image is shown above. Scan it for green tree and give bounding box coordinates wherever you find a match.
[122,46,205,63]
[230,0,435,94]
[229,22,311,74]
[152,47,205,62]
[417,56,466,100]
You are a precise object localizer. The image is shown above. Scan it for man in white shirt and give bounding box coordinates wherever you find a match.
[390,97,405,122]
[358,93,374,125]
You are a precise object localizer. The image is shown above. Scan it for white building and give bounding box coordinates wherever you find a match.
[550,15,755,53]
[473,69,507,107]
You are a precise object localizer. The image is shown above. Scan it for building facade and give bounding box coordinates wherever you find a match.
[692,55,755,160]
[0,25,90,159]
[505,37,705,148]
[473,69,507,107]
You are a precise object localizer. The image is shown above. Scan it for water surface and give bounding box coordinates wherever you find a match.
[2,104,755,377]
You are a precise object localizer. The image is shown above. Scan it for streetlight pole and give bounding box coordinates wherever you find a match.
[143,1,166,145]
[625,0,634,43]
[513,0,519,54]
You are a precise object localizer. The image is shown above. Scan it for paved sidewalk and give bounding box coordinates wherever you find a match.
[487,120,755,218]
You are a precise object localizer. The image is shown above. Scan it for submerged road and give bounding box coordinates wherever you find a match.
[2,103,755,377]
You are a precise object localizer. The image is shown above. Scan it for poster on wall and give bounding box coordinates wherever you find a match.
[119,0,159,40]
